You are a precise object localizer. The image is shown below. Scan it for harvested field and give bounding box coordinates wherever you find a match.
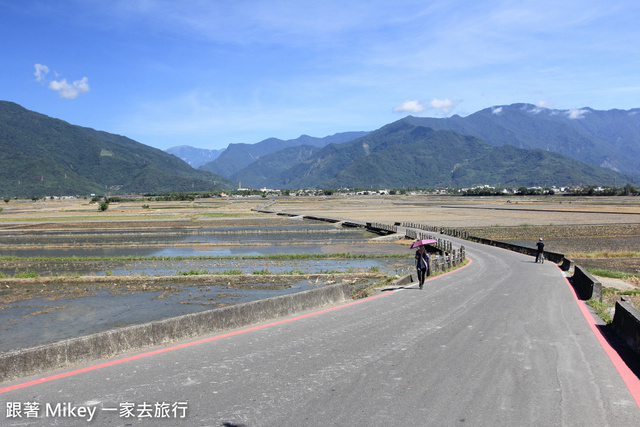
[1,194,640,350]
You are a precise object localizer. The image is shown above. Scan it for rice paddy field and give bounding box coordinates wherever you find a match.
[1,194,640,351]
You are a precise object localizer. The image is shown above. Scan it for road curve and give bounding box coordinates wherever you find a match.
[1,237,639,426]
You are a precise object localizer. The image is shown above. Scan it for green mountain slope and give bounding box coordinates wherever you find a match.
[404,103,640,176]
[265,118,640,189]
[232,144,322,188]
[0,101,234,197]
[199,131,369,178]
[451,145,639,187]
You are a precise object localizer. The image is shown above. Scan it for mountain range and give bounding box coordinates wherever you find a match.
[2,100,639,197]
[198,131,370,179]
[404,104,640,176]
[165,145,226,169]
[190,104,640,189]
[0,101,234,197]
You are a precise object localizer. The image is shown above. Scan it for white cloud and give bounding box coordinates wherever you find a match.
[393,97,460,115]
[492,106,503,115]
[567,108,589,119]
[33,64,49,82]
[427,98,460,116]
[34,64,90,99]
[393,100,426,113]
[49,77,90,99]
[537,100,555,109]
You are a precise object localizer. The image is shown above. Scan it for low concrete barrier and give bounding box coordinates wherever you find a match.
[612,297,640,355]
[391,273,414,287]
[571,265,603,302]
[0,283,351,383]
[261,207,640,359]
[560,257,575,273]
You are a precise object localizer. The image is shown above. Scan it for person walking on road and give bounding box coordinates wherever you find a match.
[535,238,545,263]
[415,245,430,289]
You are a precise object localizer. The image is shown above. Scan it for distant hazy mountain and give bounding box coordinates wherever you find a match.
[199,131,369,178]
[166,145,226,169]
[260,118,640,189]
[404,103,640,176]
[0,101,235,197]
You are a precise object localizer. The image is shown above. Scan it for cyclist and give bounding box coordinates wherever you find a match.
[535,238,545,263]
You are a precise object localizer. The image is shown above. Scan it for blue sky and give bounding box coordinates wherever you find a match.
[2,0,639,151]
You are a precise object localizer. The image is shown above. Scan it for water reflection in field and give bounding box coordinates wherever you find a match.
[0,241,404,259]
[1,277,379,352]
[0,221,413,352]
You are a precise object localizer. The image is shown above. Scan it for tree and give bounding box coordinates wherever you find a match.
[623,183,637,196]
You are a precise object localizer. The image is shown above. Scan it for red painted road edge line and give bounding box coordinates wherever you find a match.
[0,296,384,394]
[0,258,472,395]
[559,265,640,410]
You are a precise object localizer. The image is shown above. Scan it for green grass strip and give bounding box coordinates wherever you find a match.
[0,253,411,262]
[569,251,640,259]
[587,267,640,280]
[586,299,613,324]
[177,269,211,276]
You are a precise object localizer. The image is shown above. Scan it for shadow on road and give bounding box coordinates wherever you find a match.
[596,324,640,379]
[567,278,640,379]
[381,285,422,292]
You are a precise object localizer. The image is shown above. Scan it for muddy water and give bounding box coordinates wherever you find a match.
[0,277,382,352]
[1,256,407,277]
[0,221,413,352]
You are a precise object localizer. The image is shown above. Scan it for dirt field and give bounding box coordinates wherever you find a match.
[3,194,640,261]
[269,195,640,296]
[2,194,640,327]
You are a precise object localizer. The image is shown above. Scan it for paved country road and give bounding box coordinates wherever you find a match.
[2,237,640,426]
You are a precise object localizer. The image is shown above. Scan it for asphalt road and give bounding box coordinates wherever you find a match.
[2,238,640,426]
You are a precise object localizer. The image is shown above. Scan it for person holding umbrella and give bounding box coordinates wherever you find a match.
[414,241,431,289]
[535,238,545,263]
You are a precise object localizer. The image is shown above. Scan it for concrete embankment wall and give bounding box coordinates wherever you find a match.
[612,297,640,355]
[1,205,469,383]
[571,265,603,301]
[260,204,640,358]
[0,283,351,383]
[425,225,639,358]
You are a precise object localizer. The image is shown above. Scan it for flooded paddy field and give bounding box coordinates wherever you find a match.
[4,195,640,353]
[0,274,384,352]
[0,209,412,352]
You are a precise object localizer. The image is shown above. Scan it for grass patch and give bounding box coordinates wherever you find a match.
[586,299,613,324]
[586,268,633,279]
[14,270,40,279]
[587,267,640,281]
[219,269,242,275]
[53,272,82,278]
[177,269,210,276]
[197,212,259,217]
[568,251,640,259]
[253,269,271,275]
[351,277,394,299]
[0,215,185,222]
[0,253,409,263]
[283,269,305,275]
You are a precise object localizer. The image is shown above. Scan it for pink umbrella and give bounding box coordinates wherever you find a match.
[410,239,437,249]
